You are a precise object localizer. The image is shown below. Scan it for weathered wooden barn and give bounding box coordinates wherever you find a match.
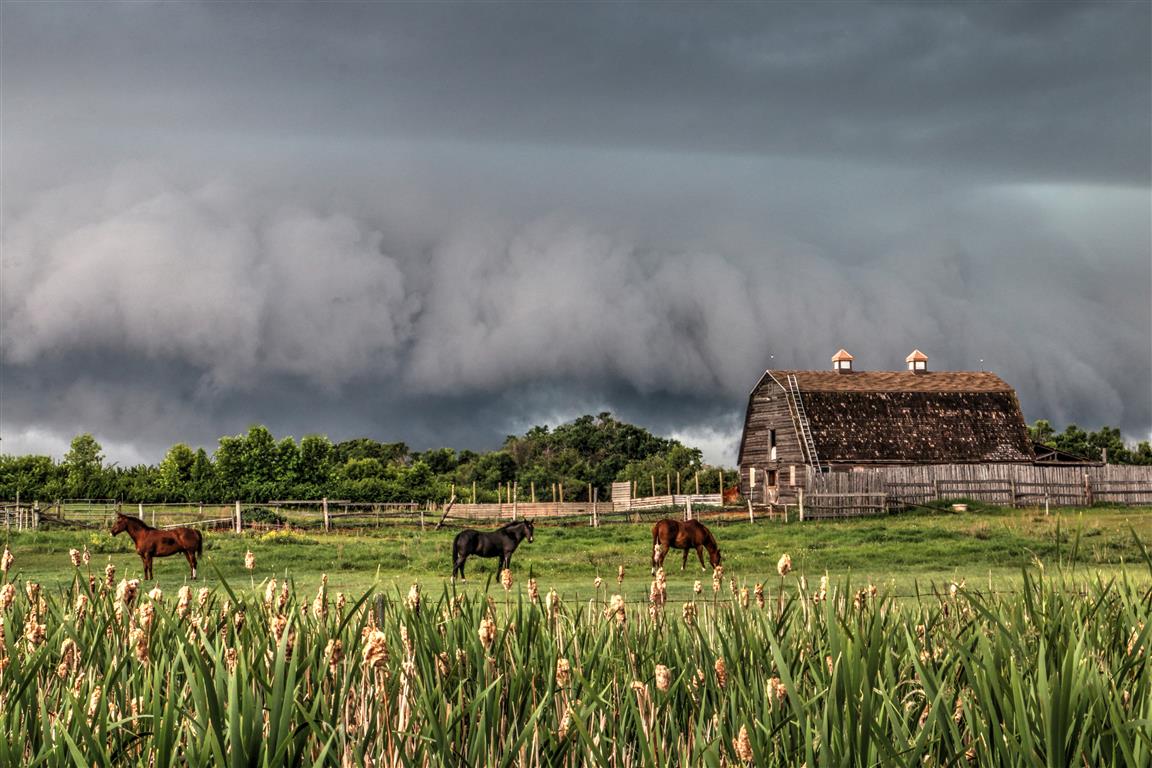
[737,349,1035,503]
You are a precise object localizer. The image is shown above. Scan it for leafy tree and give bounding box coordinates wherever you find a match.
[63,434,105,497]
[158,443,197,499]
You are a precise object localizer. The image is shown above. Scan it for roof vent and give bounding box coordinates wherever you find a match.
[831,348,854,373]
[906,349,928,372]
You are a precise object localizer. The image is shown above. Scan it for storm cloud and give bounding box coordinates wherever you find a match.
[1,1,1149,466]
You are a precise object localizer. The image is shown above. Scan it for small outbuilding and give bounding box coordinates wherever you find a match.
[737,349,1034,502]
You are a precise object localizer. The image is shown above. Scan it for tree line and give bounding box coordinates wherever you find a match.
[1028,420,1152,465]
[0,413,737,504]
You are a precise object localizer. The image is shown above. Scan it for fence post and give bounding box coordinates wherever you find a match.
[1084,474,1093,506]
[798,488,805,522]
[322,497,330,532]
[138,502,145,520]
[33,501,41,530]
[234,501,242,534]
[593,486,599,527]
[686,497,692,522]
[746,496,755,524]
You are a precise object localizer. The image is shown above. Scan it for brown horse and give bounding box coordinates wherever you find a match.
[651,518,721,574]
[111,513,203,580]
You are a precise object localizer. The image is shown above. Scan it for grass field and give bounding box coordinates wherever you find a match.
[5,504,1151,600]
[3,504,1151,766]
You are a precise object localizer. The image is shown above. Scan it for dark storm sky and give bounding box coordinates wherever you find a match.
[2,1,1149,466]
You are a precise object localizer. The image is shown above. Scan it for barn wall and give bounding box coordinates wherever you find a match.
[739,379,809,502]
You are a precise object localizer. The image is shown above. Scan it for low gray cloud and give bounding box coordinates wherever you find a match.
[1,2,1148,466]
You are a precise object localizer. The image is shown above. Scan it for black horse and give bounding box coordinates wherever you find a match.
[451,520,535,582]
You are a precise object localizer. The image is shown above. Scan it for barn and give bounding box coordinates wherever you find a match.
[736,349,1035,503]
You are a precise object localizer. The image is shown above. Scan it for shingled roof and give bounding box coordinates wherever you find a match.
[761,370,1034,464]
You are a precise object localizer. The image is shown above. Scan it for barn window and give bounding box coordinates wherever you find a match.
[769,429,777,460]
[767,469,778,487]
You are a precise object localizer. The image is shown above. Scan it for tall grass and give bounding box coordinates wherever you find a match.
[0,553,1148,766]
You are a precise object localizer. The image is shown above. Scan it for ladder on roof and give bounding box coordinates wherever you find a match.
[787,374,824,475]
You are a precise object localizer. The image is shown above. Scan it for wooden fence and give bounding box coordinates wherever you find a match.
[803,463,1152,518]
[4,464,1150,531]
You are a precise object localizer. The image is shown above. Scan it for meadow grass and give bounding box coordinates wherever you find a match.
[4,505,1150,599]
[1,529,1148,767]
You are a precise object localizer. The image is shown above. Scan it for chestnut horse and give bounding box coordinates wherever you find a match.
[111,512,203,580]
[651,518,721,574]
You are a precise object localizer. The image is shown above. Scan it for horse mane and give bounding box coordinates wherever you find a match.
[117,513,155,531]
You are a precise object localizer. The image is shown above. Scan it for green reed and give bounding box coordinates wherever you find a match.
[0,552,1148,767]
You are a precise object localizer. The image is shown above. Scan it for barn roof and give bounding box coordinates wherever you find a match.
[751,370,1034,464]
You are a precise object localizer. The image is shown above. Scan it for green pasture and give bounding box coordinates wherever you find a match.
[4,504,1151,600]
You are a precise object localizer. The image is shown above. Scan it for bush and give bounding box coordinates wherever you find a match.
[243,506,287,526]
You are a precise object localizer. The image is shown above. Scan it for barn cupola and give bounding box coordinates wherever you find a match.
[906,349,928,373]
[831,348,854,373]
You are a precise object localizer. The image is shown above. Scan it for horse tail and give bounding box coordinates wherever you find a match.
[196,530,204,557]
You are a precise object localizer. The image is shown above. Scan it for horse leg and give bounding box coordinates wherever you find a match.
[682,547,690,571]
[142,553,152,580]
[185,550,197,580]
[455,555,467,582]
[696,546,707,570]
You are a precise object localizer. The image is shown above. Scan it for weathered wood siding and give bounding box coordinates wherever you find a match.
[738,377,809,502]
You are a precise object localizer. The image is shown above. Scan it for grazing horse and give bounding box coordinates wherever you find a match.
[722,485,742,504]
[651,518,721,574]
[111,513,203,580]
[451,520,534,582]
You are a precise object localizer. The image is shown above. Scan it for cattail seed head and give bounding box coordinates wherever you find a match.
[104,562,116,588]
[594,576,603,590]
[197,587,210,609]
[714,657,728,689]
[87,688,102,718]
[733,725,754,763]
[605,594,626,626]
[176,586,192,619]
[0,583,15,612]
[693,580,702,595]
[405,582,421,613]
[325,639,343,673]
[739,587,750,609]
[478,616,497,651]
[777,554,792,578]
[617,565,625,584]
[754,583,765,609]
[362,629,389,669]
[138,602,155,630]
[81,547,91,566]
[500,569,513,591]
[0,546,13,574]
[545,590,560,620]
[244,550,255,570]
[225,647,238,674]
[57,637,80,678]
[129,626,150,663]
[148,587,163,603]
[655,664,672,692]
[74,593,89,620]
[555,657,571,687]
[767,676,786,705]
[682,601,697,625]
[527,578,539,603]
[69,548,82,567]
